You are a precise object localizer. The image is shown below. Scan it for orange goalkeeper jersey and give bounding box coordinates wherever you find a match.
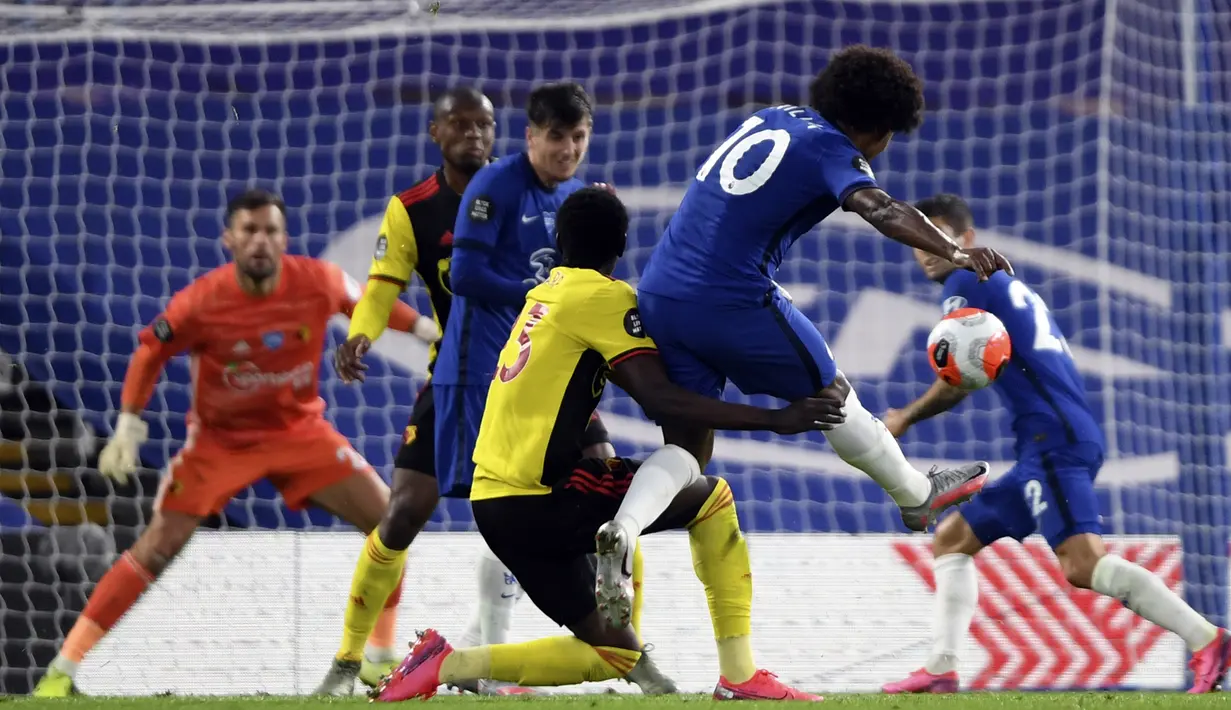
[123,255,419,448]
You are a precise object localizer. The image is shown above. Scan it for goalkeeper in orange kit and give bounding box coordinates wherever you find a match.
[32,189,439,698]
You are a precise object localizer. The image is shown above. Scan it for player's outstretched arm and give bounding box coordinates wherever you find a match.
[610,355,845,435]
[884,378,968,438]
[102,291,199,484]
[844,188,1014,280]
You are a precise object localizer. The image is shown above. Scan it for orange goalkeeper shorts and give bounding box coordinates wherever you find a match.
[155,418,375,518]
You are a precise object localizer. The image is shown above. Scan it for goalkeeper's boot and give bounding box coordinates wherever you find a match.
[359,650,398,690]
[881,668,960,694]
[594,520,634,629]
[714,670,823,701]
[371,629,453,702]
[626,644,679,695]
[899,462,990,532]
[1188,628,1231,693]
[314,658,360,696]
[32,669,79,698]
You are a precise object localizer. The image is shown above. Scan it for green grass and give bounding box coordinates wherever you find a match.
[2,693,1226,710]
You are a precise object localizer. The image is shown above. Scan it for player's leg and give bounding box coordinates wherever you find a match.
[315,387,446,693]
[1037,445,1228,692]
[882,471,1031,694]
[34,439,247,697]
[276,425,413,693]
[578,413,651,636]
[631,472,818,700]
[435,383,528,694]
[724,290,986,531]
[372,481,675,701]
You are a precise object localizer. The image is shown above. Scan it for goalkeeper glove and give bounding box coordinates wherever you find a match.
[97,412,148,485]
[411,316,441,343]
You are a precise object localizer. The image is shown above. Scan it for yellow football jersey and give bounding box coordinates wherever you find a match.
[470,267,657,500]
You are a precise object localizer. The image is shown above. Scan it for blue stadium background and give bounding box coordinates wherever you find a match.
[1,0,1229,629]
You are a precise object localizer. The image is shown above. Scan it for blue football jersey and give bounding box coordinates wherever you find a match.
[433,153,584,386]
[639,105,878,307]
[940,270,1105,456]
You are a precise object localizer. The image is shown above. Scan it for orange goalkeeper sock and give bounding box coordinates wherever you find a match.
[61,552,154,665]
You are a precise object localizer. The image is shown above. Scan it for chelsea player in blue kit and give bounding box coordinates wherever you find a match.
[634,46,1009,534]
[882,194,1229,695]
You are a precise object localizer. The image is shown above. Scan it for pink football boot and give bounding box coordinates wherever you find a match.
[1188,628,1231,693]
[371,629,453,702]
[713,670,823,701]
[882,668,960,694]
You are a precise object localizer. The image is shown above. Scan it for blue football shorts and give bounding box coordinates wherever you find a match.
[637,287,838,404]
[961,442,1105,550]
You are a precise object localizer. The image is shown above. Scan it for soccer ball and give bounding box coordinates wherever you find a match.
[926,308,1012,391]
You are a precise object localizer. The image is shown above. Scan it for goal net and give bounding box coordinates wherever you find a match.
[1,0,1227,696]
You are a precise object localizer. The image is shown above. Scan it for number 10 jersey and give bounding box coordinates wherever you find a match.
[639,105,878,308]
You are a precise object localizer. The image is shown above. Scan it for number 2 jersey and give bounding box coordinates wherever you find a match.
[640,105,879,308]
[940,270,1104,457]
[433,153,584,386]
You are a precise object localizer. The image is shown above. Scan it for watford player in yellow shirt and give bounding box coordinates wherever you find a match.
[373,187,843,702]
[317,87,578,696]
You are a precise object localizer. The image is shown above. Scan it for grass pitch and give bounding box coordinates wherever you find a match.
[3,693,1227,710]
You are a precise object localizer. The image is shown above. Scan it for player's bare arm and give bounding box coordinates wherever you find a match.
[610,354,845,435]
[843,188,1013,281]
[885,378,968,438]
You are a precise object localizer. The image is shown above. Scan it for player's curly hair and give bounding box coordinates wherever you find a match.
[809,45,925,137]
[225,188,286,224]
[556,187,628,270]
[527,82,593,129]
[915,193,974,233]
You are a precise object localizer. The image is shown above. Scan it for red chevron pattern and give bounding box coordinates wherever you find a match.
[893,538,1182,689]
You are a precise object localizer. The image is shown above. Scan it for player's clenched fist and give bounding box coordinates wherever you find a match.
[770,394,847,435]
[952,246,1013,281]
[334,334,372,384]
[97,412,148,485]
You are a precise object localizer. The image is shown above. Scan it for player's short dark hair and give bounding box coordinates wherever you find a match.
[226,188,287,224]
[433,86,489,120]
[809,45,925,137]
[527,82,593,130]
[556,187,628,269]
[915,193,974,234]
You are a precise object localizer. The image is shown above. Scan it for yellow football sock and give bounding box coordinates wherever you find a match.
[337,531,408,662]
[688,478,756,684]
[631,540,645,640]
[440,637,640,686]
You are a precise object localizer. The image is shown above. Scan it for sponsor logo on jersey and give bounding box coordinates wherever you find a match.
[942,295,968,314]
[222,361,314,392]
[374,234,388,260]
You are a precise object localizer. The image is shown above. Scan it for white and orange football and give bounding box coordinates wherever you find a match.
[926,307,1012,391]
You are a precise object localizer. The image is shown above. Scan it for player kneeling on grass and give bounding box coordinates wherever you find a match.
[881,194,1231,695]
[372,187,838,702]
[33,189,439,698]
